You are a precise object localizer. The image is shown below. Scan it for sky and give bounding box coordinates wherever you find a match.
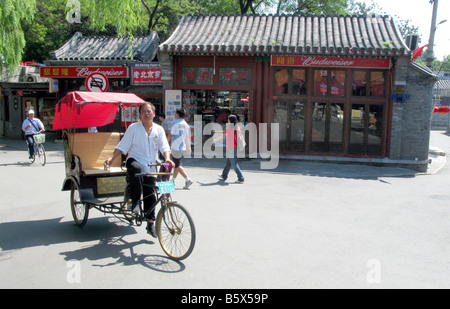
[361,0,450,60]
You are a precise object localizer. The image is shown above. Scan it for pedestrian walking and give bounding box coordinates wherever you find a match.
[215,114,245,183]
[168,108,193,189]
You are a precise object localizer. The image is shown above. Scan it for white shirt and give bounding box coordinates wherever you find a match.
[170,118,190,152]
[116,121,170,173]
[22,117,45,135]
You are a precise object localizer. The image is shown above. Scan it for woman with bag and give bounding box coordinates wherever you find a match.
[215,115,245,183]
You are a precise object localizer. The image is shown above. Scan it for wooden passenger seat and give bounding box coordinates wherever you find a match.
[71,132,125,175]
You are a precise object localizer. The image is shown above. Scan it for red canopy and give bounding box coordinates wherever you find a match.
[53,91,146,129]
[433,106,450,115]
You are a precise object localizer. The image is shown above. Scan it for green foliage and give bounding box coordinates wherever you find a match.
[0,0,36,71]
[432,55,450,72]
[275,0,348,15]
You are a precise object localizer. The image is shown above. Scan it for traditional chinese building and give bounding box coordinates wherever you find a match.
[41,31,162,131]
[159,14,437,171]
[0,63,56,139]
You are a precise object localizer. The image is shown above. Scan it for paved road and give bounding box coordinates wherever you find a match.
[0,131,449,289]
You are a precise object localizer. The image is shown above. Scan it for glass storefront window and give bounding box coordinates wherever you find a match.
[274,69,289,94]
[274,68,306,95]
[273,100,305,152]
[352,71,367,96]
[314,70,328,96]
[350,103,365,152]
[367,104,383,153]
[182,90,250,125]
[311,102,344,152]
[293,69,306,95]
[349,103,383,154]
[39,98,57,131]
[331,70,345,97]
[370,71,385,97]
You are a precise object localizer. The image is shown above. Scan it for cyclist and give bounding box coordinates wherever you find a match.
[104,102,174,237]
[22,110,45,159]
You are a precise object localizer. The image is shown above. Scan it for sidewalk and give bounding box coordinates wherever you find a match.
[1,134,446,178]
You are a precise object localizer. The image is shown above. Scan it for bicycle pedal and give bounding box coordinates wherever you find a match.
[135,217,142,226]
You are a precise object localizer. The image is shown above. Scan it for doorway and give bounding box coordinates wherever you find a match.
[273,100,305,152]
[310,102,344,153]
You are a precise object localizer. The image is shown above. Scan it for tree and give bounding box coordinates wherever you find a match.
[432,55,450,72]
[348,0,421,45]
[273,0,348,15]
[0,0,36,71]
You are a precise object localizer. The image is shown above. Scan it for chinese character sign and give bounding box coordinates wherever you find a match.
[219,68,252,86]
[182,68,213,85]
[131,68,162,85]
[121,106,140,127]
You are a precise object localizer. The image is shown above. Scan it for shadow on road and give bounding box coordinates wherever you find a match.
[0,217,185,273]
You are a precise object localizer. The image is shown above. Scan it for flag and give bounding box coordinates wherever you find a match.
[412,44,428,62]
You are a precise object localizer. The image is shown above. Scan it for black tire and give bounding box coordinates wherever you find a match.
[156,202,196,260]
[70,182,89,227]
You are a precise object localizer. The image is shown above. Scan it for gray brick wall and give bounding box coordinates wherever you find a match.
[390,59,437,167]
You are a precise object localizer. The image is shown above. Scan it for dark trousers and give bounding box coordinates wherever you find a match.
[25,134,35,156]
[126,158,157,221]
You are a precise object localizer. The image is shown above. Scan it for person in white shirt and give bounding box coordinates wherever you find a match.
[168,108,193,189]
[105,102,174,237]
[22,109,45,159]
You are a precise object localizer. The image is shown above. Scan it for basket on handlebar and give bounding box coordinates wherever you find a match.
[33,134,46,144]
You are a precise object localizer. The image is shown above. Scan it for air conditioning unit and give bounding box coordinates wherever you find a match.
[26,73,39,82]
[406,35,419,51]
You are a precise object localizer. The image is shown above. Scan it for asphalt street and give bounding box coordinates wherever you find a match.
[0,131,449,289]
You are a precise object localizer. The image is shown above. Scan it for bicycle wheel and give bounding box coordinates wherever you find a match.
[156,202,196,260]
[70,182,89,227]
[37,144,46,166]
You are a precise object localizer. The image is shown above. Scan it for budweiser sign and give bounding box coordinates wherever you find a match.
[271,56,391,69]
[40,66,128,78]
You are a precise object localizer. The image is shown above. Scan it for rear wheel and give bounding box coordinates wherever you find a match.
[156,202,195,260]
[70,182,89,227]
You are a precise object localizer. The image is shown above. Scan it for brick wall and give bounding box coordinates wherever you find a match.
[390,58,438,170]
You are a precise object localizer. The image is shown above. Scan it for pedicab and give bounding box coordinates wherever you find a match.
[54,91,195,260]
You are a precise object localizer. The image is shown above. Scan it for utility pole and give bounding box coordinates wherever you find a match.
[426,0,439,68]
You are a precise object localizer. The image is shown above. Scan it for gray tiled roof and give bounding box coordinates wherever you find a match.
[434,78,450,90]
[160,14,410,57]
[50,31,160,62]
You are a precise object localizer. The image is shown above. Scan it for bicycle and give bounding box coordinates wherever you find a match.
[122,162,196,260]
[27,131,46,166]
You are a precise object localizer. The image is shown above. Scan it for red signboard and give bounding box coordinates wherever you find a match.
[131,68,162,85]
[40,66,128,78]
[271,56,391,69]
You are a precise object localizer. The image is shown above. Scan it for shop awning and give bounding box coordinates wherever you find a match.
[160,14,410,57]
[53,91,145,129]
